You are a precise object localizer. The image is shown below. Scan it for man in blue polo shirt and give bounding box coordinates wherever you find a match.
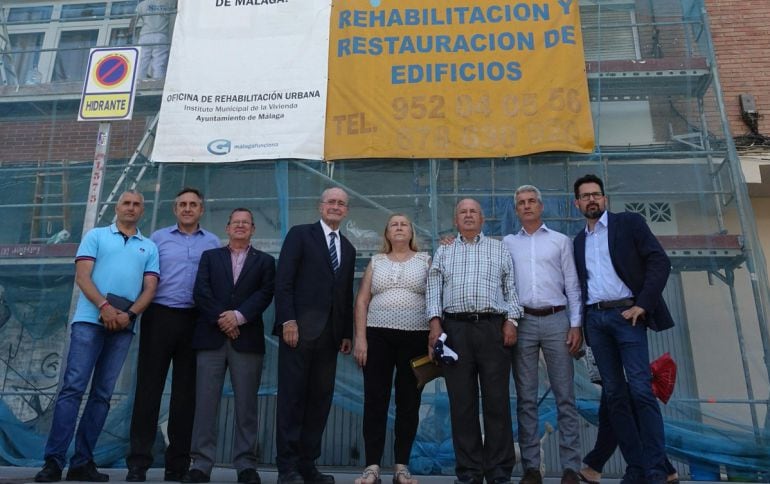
[126,187,220,482]
[35,190,160,483]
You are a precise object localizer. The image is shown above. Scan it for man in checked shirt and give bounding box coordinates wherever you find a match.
[426,198,523,484]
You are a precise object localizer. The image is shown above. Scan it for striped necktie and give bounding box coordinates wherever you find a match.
[329,232,340,272]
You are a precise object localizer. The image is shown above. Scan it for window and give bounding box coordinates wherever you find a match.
[580,3,641,61]
[108,27,132,46]
[7,6,54,23]
[1,1,139,85]
[110,1,138,17]
[52,29,99,82]
[60,3,107,21]
[6,32,45,85]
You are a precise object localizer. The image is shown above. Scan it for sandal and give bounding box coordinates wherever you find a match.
[393,464,417,484]
[667,474,680,484]
[355,465,381,484]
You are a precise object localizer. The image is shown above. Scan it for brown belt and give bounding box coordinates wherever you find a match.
[523,305,566,317]
[588,298,635,310]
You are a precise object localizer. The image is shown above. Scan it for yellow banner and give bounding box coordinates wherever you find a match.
[325,0,595,160]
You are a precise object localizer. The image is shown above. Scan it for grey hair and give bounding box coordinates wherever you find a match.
[454,198,484,217]
[514,185,542,203]
[118,189,145,203]
[320,187,349,203]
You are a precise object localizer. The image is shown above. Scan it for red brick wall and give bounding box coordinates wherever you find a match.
[706,0,770,138]
[0,115,152,163]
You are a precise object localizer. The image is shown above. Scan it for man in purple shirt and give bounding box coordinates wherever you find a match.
[126,188,220,482]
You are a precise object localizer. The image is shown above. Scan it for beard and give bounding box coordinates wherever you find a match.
[582,205,604,220]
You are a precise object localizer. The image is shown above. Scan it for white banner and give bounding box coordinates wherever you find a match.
[152,0,330,162]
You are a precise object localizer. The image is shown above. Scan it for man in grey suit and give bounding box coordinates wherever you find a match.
[181,208,275,484]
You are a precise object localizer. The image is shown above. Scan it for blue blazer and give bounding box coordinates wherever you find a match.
[573,211,674,332]
[192,246,275,353]
[273,221,355,343]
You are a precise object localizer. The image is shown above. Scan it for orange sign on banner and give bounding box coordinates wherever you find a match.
[324,0,595,160]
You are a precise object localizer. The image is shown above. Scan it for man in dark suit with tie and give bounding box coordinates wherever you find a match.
[572,174,673,484]
[274,187,355,484]
[181,208,275,484]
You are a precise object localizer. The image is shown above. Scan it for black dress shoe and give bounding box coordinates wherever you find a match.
[35,459,63,483]
[66,462,109,482]
[238,468,262,484]
[181,470,210,483]
[126,467,146,482]
[165,470,187,482]
[300,467,334,484]
[453,478,482,484]
[277,470,305,484]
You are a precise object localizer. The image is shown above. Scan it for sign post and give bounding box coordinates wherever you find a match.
[68,48,140,326]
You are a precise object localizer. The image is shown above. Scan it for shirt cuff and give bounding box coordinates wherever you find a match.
[234,310,246,326]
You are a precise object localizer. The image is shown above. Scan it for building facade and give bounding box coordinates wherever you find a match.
[0,0,769,479]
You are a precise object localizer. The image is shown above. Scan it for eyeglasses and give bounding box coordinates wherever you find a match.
[229,220,252,226]
[322,200,348,207]
[578,192,604,201]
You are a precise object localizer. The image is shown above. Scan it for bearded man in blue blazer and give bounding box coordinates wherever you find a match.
[572,174,673,484]
[273,187,355,484]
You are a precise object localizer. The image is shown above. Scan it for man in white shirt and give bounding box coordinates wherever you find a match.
[131,0,176,79]
[502,185,582,484]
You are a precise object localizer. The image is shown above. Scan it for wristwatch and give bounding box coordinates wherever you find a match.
[126,310,138,323]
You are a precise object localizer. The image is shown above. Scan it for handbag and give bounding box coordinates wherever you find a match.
[410,354,443,390]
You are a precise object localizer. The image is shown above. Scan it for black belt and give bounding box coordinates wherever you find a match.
[444,312,504,322]
[523,305,566,317]
[151,303,198,313]
[588,298,635,310]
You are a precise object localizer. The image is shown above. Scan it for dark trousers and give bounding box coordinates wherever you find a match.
[275,322,338,474]
[585,307,667,484]
[442,316,515,484]
[584,389,677,476]
[362,327,428,466]
[127,303,198,472]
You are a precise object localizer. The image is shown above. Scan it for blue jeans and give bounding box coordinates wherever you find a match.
[585,307,667,484]
[44,322,133,469]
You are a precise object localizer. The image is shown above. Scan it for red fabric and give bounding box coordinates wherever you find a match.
[650,352,677,404]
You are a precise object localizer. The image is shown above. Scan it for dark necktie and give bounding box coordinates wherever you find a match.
[329,232,339,272]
